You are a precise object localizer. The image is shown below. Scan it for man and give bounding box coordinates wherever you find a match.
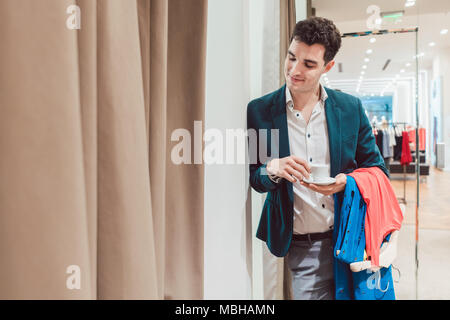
[247,17,387,300]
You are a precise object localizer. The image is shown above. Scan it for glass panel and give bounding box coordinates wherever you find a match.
[312,0,424,300]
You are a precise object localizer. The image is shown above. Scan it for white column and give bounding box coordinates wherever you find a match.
[204,0,252,299]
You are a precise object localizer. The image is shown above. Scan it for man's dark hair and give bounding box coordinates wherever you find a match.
[290,17,342,64]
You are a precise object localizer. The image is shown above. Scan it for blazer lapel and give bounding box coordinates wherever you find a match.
[271,84,293,203]
[324,87,342,177]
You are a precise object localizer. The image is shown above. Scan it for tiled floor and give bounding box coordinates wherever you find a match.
[390,167,450,300]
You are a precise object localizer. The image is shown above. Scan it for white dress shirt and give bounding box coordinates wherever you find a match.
[285,85,334,235]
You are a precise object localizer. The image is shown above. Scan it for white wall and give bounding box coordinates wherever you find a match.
[431,48,450,170]
[204,0,253,299]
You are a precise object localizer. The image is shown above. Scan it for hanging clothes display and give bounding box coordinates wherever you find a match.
[400,131,413,166]
[374,127,394,159]
[393,126,403,161]
[407,127,427,151]
[388,127,396,156]
[382,129,391,159]
[375,129,384,156]
[419,128,426,151]
[373,127,394,171]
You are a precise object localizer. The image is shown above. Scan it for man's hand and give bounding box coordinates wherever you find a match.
[300,173,347,196]
[266,156,311,183]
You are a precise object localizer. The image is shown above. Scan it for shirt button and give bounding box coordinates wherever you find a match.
[307,134,311,138]
[310,158,312,162]
[296,113,300,118]
[322,204,325,208]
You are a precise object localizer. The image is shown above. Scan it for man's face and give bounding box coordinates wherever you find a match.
[284,40,335,94]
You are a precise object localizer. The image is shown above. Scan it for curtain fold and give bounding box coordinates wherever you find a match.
[164,0,207,300]
[0,0,206,299]
[279,0,296,86]
[279,0,296,300]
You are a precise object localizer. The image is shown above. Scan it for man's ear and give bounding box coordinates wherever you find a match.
[324,60,335,73]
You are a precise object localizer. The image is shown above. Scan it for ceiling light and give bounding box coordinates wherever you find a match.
[361,71,365,75]
[396,74,400,78]
[364,58,370,63]
[400,69,405,73]
[370,38,376,43]
[429,42,436,47]
[362,65,367,69]
[366,49,373,54]
[405,62,411,67]
[440,29,448,35]
[405,1,415,8]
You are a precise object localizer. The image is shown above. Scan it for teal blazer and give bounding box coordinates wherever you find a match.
[247,84,388,257]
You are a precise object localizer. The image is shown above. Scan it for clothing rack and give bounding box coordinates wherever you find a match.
[389,122,415,205]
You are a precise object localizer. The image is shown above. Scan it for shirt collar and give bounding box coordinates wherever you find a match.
[286,84,328,112]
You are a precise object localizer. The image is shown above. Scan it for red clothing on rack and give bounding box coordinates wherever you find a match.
[407,128,426,151]
[419,128,426,151]
[348,167,404,267]
[400,131,412,166]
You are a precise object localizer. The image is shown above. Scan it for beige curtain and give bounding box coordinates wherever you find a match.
[279,0,297,86]
[279,0,296,300]
[0,0,207,299]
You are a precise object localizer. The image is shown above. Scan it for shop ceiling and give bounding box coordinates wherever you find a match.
[312,0,450,94]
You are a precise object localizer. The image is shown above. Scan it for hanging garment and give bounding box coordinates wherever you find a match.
[407,128,426,152]
[407,129,416,152]
[389,128,396,147]
[333,176,396,300]
[419,128,426,151]
[408,127,426,151]
[376,130,384,157]
[382,129,393,158]
[389,128,396,160]
[348,167,403,267]
[400,131,412,166]
[394,135,403,161]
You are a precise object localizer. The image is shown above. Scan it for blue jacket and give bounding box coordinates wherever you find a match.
[247,85,388,257]
[333,176,395,300]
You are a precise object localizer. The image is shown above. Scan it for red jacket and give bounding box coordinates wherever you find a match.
[348,167,403,266]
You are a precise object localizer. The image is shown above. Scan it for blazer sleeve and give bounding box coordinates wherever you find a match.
[247,102,282,193]
[355,99,389,178]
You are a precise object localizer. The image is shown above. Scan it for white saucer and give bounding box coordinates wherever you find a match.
[302,177,336,185]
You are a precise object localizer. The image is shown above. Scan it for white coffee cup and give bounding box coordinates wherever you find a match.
[309,164,329,182]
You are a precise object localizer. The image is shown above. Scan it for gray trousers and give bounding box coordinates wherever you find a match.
[286,236,335,300]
